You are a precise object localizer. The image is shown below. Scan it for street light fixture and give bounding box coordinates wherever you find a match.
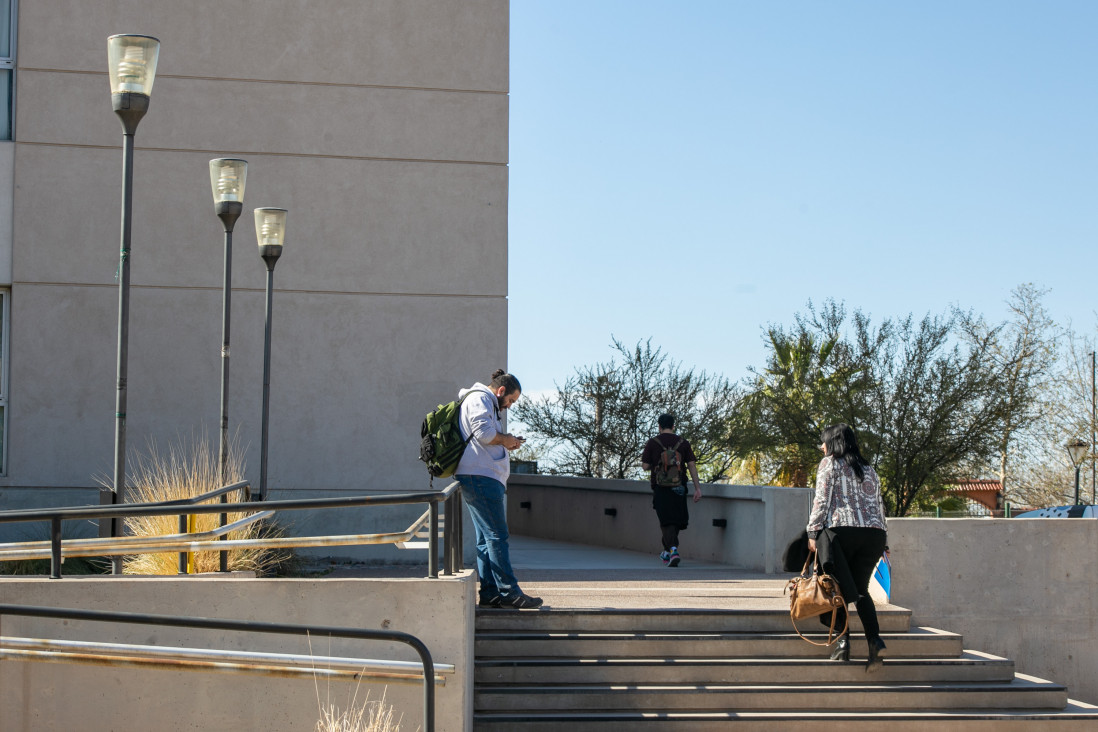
[255,207,286,500]
[209,159,247,483]
[209,158,247,572]
[107,34,159,573]
[1066,439,1089,506]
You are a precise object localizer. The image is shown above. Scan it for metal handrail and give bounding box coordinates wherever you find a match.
[0,509,431,561]
[145,479,251,506]
[0,510,277,561]
[0,604,438,732]
[0,636,457,681]
[0,481,464,579]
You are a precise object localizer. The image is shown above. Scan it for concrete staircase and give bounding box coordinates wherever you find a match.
[473,607,1098,730]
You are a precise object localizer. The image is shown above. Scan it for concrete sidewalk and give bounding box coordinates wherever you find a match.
[506,534,793,611]
[320,535,877,613]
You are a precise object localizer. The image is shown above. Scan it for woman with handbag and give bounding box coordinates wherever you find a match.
[807,423,889,670]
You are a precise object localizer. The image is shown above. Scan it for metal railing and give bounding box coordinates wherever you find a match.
[0,481,465,579]
[0,603,440,731]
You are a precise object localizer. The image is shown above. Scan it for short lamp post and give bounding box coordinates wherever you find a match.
[107,34,159,572]
[1067,439,1089,506]
[255,208,287,500]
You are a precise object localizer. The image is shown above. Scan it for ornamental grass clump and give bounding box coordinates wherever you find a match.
[107,435,291,575]
[315,686,413,732]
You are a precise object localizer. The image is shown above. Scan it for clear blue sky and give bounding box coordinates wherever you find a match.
[507,1,1098,395]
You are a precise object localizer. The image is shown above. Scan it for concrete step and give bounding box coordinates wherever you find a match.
[474,675,1067,713]
[475,626,963,660]
[475,606,912,633]
[473,699,1098,732]
[476,650,1015,685]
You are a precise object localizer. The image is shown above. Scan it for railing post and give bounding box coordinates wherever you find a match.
[428,500,439,578]
[456,491,464,571]
[178,514,188,574]
[50,516,63,579]
[219,491,228,572]
[443,493,453,576]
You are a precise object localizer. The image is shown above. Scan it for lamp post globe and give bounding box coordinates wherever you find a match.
[107,34,159,574]
[1067,440,1089,506]
[255,208,287,500]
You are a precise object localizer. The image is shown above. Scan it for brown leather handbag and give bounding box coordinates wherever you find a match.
[785,549,848,646]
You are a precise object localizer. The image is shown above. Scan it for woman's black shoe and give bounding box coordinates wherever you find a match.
[829,635,850,662]
[865,636,886,672]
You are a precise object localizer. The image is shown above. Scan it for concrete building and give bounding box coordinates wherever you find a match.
[0,0,509,557]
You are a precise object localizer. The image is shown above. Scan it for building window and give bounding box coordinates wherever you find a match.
[0,290,8,474]
[0,0,13,140]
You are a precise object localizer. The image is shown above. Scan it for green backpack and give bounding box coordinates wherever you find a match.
[419,392,476,480]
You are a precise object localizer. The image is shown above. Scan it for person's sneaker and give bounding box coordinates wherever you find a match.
[668,548,681,567]
[503,593,544,609]
[478,594,503,608]
[660,551,671,566]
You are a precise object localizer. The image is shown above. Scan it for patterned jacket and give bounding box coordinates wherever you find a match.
[806,455,888,537]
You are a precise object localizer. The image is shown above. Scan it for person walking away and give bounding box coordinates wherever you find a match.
[641,413,702,567]
[807,423,889,670]
[455,369,543,609]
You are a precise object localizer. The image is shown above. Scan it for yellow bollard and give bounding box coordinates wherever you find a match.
[186,514,196,573]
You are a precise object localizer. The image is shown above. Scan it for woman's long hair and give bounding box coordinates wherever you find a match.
[821,423,869,482]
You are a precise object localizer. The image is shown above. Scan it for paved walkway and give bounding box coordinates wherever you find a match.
[504,535,792,611]
[323,535,812,612]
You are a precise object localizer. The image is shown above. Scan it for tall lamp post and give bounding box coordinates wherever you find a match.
[209,159,246,573]
[208,159,247,482]
[107,34,159,573]
[1066,439,1089,506]
[255,208,286,500]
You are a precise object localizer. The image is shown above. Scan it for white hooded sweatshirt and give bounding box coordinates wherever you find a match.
[455,383,509,485]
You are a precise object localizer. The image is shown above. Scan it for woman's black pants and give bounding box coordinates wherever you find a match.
[819,526,888,641]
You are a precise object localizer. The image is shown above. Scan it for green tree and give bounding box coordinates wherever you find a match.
[512,339,740,481]
[730,301,875,486]
[735,301,1024,515]
[855,311,1007,516]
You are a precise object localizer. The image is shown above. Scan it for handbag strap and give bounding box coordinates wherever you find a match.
[800,548,825,578]
[790,604,850,647]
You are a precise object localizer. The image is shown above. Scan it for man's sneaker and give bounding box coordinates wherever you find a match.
[668,549,681,567]
[503,593,544,609]
[660,551,671,566]
[478,594,503,608]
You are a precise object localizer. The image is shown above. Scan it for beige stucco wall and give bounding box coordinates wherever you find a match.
[888,518,1098,705]
[506,474,813,573]
[0,0,509,554]
[0,571,476,731]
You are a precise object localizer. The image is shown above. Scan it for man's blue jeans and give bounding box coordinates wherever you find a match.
[456,474,521,600]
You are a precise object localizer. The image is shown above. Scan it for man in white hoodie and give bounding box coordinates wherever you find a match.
[456,368,543,609]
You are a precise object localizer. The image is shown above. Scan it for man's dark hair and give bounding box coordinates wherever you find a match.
[490,368,521,396]
[658,413,675,430]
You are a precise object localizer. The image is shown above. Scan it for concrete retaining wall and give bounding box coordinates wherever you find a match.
[506,474,812,573]
[888,518,1098,704]
[0,572,476,732]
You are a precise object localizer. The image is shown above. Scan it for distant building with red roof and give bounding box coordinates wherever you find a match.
[946,479,1003,515]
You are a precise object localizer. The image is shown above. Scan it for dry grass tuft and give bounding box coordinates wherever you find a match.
[106,434,291,575]
[316,687,411,732]
[310,633,417,732]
